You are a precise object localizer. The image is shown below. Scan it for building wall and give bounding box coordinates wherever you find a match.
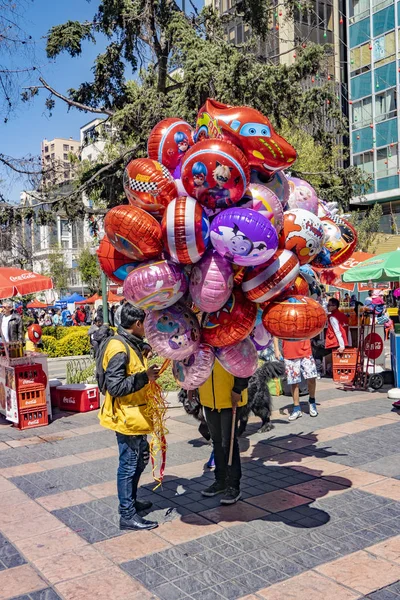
[348,0,400,205]
[41,137,80,188]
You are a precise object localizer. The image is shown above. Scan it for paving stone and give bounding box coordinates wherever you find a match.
[153,581,190,600]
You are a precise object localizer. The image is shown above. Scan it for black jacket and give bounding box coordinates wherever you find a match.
[103,327,149,398]
[0,312,23,343]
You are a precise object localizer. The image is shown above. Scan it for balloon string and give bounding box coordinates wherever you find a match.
[145,380,169,490]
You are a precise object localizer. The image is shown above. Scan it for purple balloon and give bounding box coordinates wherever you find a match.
[210,207,278,267]
[250,321,272,350]
[189,250,234,312]
[251,170,290,208]
[287,177,318,214]
[144,301,200,359]
[172,344,215,390]
[215,338,258,377]
[123,260,188,311]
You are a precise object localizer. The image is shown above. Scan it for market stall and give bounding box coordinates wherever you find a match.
[0,268,53,428]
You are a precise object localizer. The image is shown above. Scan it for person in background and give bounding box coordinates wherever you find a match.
[364,290,373,311]
[0,301,23,343]
[326,297,349,353]
[99,304,160,531]
[350,294,356,308]
[274,337,318,420]
[53,309,62,326]
[75,306,87,325]
[88,317,103,355]
[197,362,250,505]
[114,299,126,329]
[110,304,116,327]
[96,304,104,322]
[84,304,92,325]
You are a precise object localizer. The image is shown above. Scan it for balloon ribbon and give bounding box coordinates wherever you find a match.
[145,365,170,489]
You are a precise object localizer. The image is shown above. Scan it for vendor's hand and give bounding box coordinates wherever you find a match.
[276,353,283,361]
[231,391,241,408]
[147,365,160,381]
[338,346,345,354]
[142,346,153,359]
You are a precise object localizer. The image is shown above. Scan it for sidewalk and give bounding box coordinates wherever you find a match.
[0,380,399,599]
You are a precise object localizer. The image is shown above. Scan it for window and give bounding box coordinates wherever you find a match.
[350,42,371,73]
[63,144,69,151]
[376,145,398,177]
[236,23,243,44]
[375,88,397,122]
[51,153,55,159]
[44,146,48,153]
[353,150,374,174]
[352,0,369,17]
[63,153,68,160]
[51,144,54,150]
[64,171,70,179]
[352,96,372,129]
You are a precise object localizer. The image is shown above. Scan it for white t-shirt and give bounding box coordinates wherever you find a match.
[1,315,12,343]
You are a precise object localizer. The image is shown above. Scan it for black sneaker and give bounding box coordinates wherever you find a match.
[201,481,227,497]
[220,487,241,505]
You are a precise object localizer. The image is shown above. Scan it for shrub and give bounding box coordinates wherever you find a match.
[149,356,178,392]
[42,325,90,339]
[41,335,58,356]
[41,329,90,357]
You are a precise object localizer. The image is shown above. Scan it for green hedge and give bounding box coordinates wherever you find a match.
[42,325,90,339]
[42,329,90,357]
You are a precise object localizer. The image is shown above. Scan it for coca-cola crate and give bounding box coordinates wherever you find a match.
[333,366,356,384]
[18,385,47,410]
[332,349,358,368]
[14,364,47,391]
[16,406,48,430]
[56,384,100,413]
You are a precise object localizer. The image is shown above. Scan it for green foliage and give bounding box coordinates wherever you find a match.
[46,246,71,296]
[46,21,95,58]
[66,357,96,384]
[149,356,178,392]
[42,329,90,357]
[42,325,90,339]
[348,203,383,253]
[77,249,101,295]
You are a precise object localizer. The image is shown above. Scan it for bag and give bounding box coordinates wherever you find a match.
[377,314,390,325]
[267,377,283,396]
[95,329,130,395]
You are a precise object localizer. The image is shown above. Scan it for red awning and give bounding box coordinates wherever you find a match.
[76,291,123,304]
[0,268,53,300]
[26,300,49,309]
[316,252,375,292]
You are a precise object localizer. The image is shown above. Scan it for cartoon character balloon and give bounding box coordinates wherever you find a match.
[189,250,234,312]
[104,205,163,260]
[238,184,284,233]
[97,237,138,284]
[161,196,210,264]
[215,338,258,377]
[144,302,200,360]
[123,158,177,218]
[279,209,325,266]
[287,177,318,214]
[201,288,257,347]
[242,249,300,303]
[250,321,272,350]
[123,260,188,311]
[147,118,194,178]
[262,295,327,340]
[195,99,297,175]
[312,215,357,269]
[181,139,250,212]
[172,344,215,390]
[286,273,310,297]
[27,324,42,344]
[210,207,278,267]
[251,170,290,208]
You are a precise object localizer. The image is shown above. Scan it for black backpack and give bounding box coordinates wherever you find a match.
[95,329,130,395]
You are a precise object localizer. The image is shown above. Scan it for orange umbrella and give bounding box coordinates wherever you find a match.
[316,252,375,292]
[76,291,124,304]
[0,268,53,300]
[26,300,49,309]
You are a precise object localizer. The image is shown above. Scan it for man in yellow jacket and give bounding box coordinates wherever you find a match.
[98,304,160,531]
[198,361,249,505]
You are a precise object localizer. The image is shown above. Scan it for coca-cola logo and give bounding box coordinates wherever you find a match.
[27,419,40,426]
[9,273,36,282]
[25,399,37,406]
[62,397,76,404]
[365,332,383,360]
[22,379,34,385]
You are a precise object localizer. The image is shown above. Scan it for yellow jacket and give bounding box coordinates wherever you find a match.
[199,361,248,410]
[98,337,153,435]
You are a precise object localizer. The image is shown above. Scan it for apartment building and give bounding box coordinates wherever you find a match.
[41,137,80,188]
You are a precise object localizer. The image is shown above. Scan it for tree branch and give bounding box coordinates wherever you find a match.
[38,77,115,116]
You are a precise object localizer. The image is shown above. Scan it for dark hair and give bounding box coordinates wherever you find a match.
[94,317,103,324]
[329,298,340,309]
[368,290,373,296]
[120,303,145,328]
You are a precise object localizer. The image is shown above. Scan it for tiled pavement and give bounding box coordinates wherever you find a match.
[1,380,400,598]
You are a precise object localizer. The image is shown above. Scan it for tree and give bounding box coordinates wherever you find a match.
[77,247,101,295]
[0,0,369,224]
[349,203,383,253]
[46,246,71,297]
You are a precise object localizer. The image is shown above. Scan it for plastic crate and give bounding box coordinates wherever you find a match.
[49,379,62,408]
[333,367,356,384]
[16,407,48,430]
[14,364,47,391]
[332,348,358,368]
[18,385,47,410]
[56,384,100,412]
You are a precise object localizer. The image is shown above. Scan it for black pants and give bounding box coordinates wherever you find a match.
[204,406,242,490]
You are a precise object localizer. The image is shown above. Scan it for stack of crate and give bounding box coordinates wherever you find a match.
[332,349,358,384]
[14,364,48,429]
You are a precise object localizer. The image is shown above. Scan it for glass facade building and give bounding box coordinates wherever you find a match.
[348,0,400,202]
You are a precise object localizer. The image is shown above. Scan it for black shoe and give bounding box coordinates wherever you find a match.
[220,487,241,505]
[201,481,227,497]
[135,500,153,512]
[120,513,158,531]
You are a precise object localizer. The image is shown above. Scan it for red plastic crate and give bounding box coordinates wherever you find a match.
[333,366,356,384]
[332,348,358,368]
[49,379,62,408]
[16,406,48,430]
[14,364,47,391]
[56,384,100,413]
[18,385,47,410]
